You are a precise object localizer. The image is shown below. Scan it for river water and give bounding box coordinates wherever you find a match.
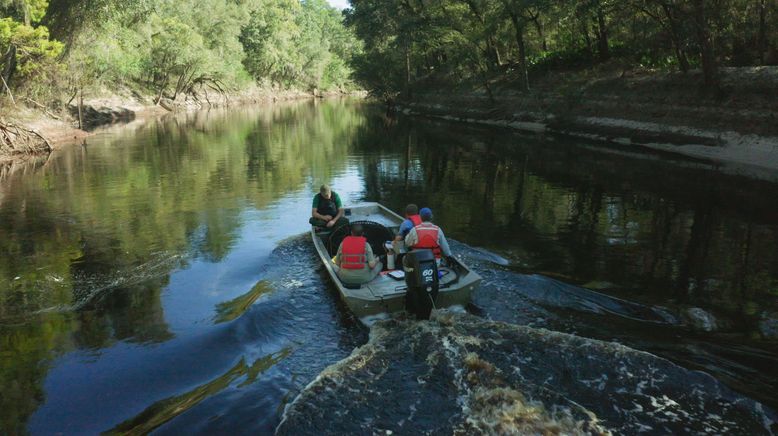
[1,99,776,434]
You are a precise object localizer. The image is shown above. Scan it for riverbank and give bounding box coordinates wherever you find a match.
[0,86,362,165]
[399,66,778,180]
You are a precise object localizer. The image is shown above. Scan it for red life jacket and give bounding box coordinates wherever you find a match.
[341,236,367,269]
[413,222,442,259]
[408,214,422,227]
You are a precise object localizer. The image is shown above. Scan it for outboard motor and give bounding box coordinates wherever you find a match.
[403,250,439,320]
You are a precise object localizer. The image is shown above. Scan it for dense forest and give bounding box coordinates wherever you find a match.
[345,0,778,96]
[0,0,360,107]
[1,0,777,115]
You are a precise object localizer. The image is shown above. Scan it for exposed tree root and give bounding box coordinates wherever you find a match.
[0,119,52,157]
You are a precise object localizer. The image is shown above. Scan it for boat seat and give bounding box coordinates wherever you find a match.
[341,282,362,290]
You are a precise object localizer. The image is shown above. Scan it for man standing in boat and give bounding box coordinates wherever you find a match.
[310,184,348,229]
[333,224,382,285]
[404,207,452,262]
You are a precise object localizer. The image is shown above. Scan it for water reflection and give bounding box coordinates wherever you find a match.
[0,98,776,432]
[0,99,368,433]
[108,349,291,434]
[351,115,778,336]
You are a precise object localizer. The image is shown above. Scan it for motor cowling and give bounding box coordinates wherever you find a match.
[403,249,439,320]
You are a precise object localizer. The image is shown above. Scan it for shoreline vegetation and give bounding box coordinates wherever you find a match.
[344,0,778,174]
[2,0,778,173]
[1,0,362,162]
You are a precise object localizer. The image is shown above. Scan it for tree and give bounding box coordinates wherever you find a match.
[691,0,719,88]
[0,3,62,94]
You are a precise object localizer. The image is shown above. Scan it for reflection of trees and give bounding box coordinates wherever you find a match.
[108,348,291,434]
[0,99,366,431]
[75,277,174,349]
[351,112,778,331]
[678,200,716,303]
[0,314,74,435]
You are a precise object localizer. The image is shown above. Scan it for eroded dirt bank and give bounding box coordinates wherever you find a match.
[399,67,778,180]
[0,88,360,166]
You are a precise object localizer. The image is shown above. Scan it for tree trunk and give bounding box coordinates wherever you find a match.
[487,36,503,68]
[1,74,14,105]
[758,0,767,64]
[581,19,593,55]
[595,1,610,61]
[464,0,502,69]
[405,41,412,99]
[661,2,690,73]
[1,44,16,88]
[493,41,503,67]
[77,89,83,130]
[155,73,169,104]
[531,15,547,51]
[509,12,530,91]
[23,3,30,26]
[692,0,719,89]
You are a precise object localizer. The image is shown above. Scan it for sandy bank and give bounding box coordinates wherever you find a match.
[399,67,778,181]
[1,87,364,165]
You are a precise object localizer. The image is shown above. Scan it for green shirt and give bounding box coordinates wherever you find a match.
[312,191,343,209]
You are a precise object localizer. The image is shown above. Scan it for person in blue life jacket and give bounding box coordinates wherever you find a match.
[333,224,383,285]
[396,203,422,242]
[404,207,453,264]
[309,184,349,229]
[392,203,421,260]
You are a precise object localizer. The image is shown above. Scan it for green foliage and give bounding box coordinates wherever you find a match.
[0,0,49,24]
[240,0,303,87]
[61,0,254,96]
[2,0,361,100]
[0,17,63,82]
[346,0,778,94]
[241,0,361,90]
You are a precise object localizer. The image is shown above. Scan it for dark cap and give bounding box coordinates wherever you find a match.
[419,207,433,219]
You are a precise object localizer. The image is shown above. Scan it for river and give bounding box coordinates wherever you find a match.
[1,98,776,434]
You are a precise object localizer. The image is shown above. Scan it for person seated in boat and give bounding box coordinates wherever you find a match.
[404,207,452,263]
[393,203,421,254]
[309,184,349,229]
[396,203,421,241]
[334,224,383,285]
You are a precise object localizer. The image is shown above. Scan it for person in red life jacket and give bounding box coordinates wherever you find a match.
[310,184,349,229]
[334,224,382,285]
[404,207,452,262]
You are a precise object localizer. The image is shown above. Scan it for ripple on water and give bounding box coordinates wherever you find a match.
[108,236,367,434]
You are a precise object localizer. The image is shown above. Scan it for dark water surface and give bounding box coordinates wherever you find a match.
[1,99,777,433]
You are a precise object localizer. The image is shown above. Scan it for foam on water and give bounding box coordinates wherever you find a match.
[277,312,777,435]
